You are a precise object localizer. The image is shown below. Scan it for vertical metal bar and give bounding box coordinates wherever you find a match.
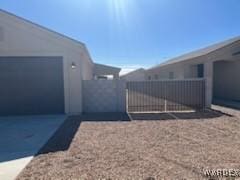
[140,82,142,112]
[141,82,143,112]
[148,81,150,112]
[190,80,192,110]
[197,80,199,110]
[145,81,147,112]
[135,82,138,112]
[127,82,131,112]
[130,82,133,112]
[189,80,191,110]
[150,81,152,111]
[126,88,128,113]
[202,79,206,109]
[177,81,180,111]
[192,81,194,110]
[186,80,188,111]
[136,82,138,112]
[164,81,167,112]
[198,81,200,109]
[150,81,153,111]
[157,81,159,111]
[154,81,156,111]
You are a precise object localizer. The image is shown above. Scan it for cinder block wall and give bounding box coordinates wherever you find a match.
[83,80,126,113]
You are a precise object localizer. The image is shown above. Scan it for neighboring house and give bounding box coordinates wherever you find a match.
[120,68,146,81]
[0,9,120,116]
[94,63,121,80]
[145,36,240,107]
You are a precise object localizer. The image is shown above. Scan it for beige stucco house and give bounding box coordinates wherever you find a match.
[145,37,240,108]
[0,9,120,116]
[120,68,146,81]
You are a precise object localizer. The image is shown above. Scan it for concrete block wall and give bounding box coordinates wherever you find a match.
[83,80,126,113]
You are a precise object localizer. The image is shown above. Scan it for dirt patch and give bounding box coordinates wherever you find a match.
[17,110,240,179]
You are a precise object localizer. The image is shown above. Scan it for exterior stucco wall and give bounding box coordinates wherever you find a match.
[121,69,146,81]
[80,48,94,80]
[184,65,198,78]
[146,64,185,80]
[213,60,240,101]
[0,11,94,115]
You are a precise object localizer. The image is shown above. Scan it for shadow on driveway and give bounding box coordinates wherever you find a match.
[37,116,81,154]
[0,115,66,163]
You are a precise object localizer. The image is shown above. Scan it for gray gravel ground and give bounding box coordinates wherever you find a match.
[17,108,240,180]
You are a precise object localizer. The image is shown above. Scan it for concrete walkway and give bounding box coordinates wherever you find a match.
[212,104,240,117]
[0,115,66,180]
[213,99,240,110]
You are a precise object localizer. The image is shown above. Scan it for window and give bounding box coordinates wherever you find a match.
[169,72,174,79]
[197,64,204,78]
[148,76,151,80]
[154,74,158,80]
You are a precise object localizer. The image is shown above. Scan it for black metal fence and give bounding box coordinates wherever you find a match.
[126,79,205,112]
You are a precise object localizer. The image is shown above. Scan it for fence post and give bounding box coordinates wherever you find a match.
[126,87,128,113]
[164,82,167,112]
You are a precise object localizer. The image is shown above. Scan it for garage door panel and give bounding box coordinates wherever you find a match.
[0,57,64,116]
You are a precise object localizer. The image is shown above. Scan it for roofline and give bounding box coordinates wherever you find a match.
[94,63,121,71]
[120,68,145,77]
[0,8,86,47]
[148,37,240,71]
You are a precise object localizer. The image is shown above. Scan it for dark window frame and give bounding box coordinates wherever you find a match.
[197,64,204,78]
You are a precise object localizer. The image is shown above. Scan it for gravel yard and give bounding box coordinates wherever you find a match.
[17,108,240,179]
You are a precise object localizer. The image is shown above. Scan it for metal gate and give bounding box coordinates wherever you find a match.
[126,79,205,112]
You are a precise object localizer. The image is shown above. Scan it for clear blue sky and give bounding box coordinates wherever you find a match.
[1,0,240,73]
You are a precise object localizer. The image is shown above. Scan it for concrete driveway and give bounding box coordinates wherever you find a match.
[0,115,66,180]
